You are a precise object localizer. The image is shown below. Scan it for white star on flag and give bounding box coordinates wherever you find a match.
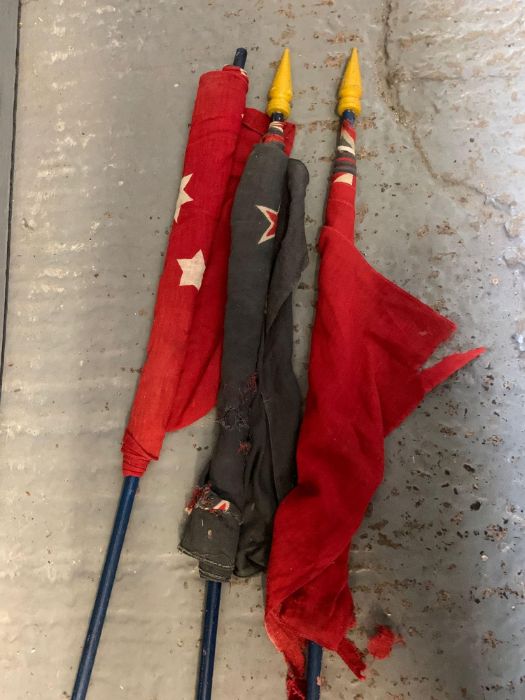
[174,174,193,222]
[177,249,206,290]
[256,205,279,244]
[334,173,354,185]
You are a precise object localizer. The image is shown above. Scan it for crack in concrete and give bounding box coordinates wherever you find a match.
[380,0,511,217]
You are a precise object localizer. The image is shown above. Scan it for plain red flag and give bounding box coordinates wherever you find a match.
[122,66,295,478]
[265,120,484,699]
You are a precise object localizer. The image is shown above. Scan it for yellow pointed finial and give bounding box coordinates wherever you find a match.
[267,48,293,119]
[337,48,362,117]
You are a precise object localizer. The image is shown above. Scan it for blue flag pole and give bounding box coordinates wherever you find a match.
[196,581,222,700]
[72,475,139,700]
[306,641,323,699]
[193,45,247,700]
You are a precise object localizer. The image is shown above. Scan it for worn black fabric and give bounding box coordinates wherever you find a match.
[179,142,308,582]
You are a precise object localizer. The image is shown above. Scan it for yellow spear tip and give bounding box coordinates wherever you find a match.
[267,48,293,119]
[337,47,362,117]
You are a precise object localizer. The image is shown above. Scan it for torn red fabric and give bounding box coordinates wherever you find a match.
[121,66,294,477]
[367,626,404,660]
[265,121,484,698]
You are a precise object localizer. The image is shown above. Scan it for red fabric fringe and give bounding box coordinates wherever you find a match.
[367,626,404,660]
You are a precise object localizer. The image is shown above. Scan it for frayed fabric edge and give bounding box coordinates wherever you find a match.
[367,625,404,660]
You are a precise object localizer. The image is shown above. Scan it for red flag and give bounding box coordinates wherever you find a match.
[265,120,484,698]
[122,66,294,478]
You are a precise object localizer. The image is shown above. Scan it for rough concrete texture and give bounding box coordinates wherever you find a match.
[1,1,524,698]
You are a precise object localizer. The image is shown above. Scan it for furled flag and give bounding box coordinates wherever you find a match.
[121,63,294,478]
[265,49,484,699]
[180,50,309,582]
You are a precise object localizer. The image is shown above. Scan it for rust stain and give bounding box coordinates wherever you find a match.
[306,118,338,133]
[324,53,346,69]
[358,148,379,160]
[482,630,503,649]
[377,532,403,549]
[277,3,295,19]
[356,204,369,224]
[436,221,457,236]
[361,115,377,130]
[484,524,508,542]
[327,32,360,44]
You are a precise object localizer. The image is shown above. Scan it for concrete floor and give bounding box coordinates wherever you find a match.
[0,1,19,367]
[1,1,524,698]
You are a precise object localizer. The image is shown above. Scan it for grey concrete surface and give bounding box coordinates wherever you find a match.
[1,1,524,699]
[0,1,20,383]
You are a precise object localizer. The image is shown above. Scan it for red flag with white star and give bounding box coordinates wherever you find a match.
[122,66,295,477]
[265,119,484,698]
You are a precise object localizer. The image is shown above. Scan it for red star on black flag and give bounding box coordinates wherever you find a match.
[256,205,278,244]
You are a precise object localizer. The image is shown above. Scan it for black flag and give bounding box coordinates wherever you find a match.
[180,135,308,581]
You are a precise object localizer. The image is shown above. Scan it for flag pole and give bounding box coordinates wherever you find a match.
[195,47,293,700]
[71,48,248,700]
[196,581,222,700]
[194,44,249,700]
[306,642,323,699]
[71,476,139,700]
[305,47,362,700]
[232,47,248,68]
